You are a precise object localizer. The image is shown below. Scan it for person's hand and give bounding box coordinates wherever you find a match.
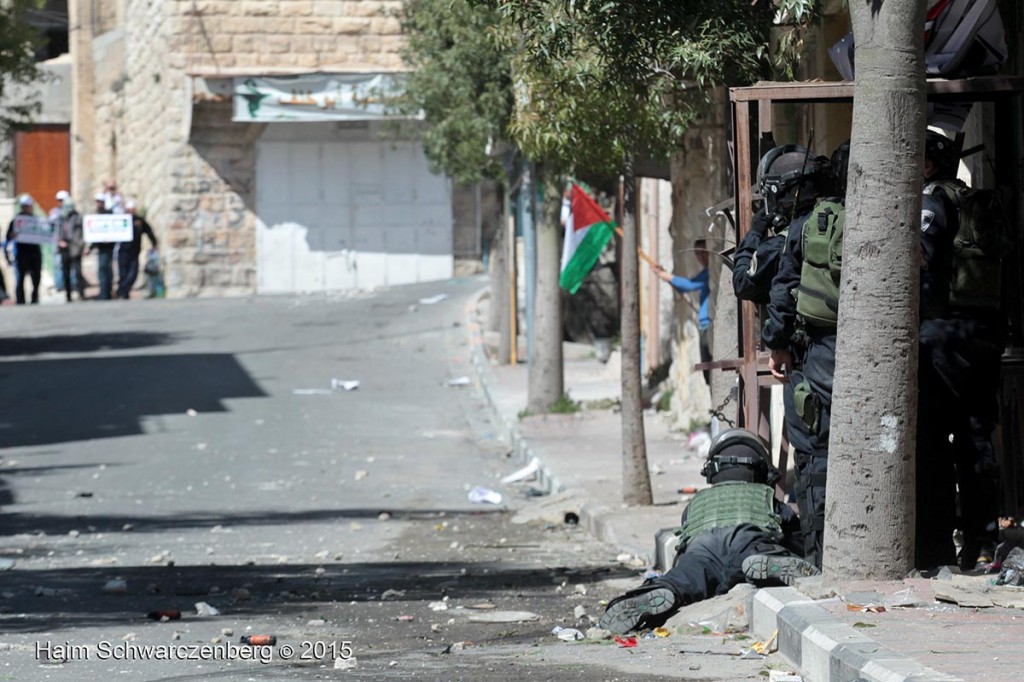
[652,264,672,282]
[58,240,68,249]
[769,349,793,381]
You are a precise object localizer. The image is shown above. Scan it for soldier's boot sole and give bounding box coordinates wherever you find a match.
[742,554,820,586]
[598,587,677,634]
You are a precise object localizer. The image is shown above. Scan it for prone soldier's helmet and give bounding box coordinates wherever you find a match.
[757,145,826,218]
[924,130,958,177]
[701,429,778,485]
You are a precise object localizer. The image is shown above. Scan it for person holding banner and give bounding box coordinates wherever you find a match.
[652,239,713,384]
[87,194,117,300]
[4,195,44,305]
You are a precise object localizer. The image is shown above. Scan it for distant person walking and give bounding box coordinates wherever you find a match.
[117,201,158,300]
[87,193,116,300]
[4,195,43,304]
[55,190,85,302]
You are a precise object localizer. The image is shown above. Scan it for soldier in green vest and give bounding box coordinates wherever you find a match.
[761,141,849,569]
[599,429,818,634]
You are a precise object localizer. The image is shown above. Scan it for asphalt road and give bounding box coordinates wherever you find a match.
[0,279,773,681]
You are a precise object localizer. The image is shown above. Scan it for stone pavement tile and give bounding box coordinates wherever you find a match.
[816,578,1024,682]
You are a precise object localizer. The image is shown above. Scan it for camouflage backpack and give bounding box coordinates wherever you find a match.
[926,180,1012,309]
[795,198,845,327]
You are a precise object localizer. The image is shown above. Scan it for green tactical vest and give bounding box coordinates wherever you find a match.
[795,199,845,328]
[925,180,1009,310]
[675,481,783,544]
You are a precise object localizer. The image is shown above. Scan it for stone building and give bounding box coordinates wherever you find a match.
[62,0,490,296]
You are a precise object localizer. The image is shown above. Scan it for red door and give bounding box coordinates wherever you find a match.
[14,125,71,213]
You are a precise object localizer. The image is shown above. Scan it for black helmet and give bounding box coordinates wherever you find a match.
[829,140,851,196]
[701,428,775,485]
[924,130,957,176]
[757,144,824,216]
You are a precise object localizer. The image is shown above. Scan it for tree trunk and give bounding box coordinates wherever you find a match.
[621,171,653,506]
[493,187,512,365]
[527,173,564,412]
[824,0,926,580]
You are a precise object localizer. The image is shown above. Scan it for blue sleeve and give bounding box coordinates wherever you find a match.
[761,213,808,349]
[669,269,709,293]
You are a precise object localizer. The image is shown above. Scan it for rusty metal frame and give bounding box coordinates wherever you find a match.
[723,76,1024,443]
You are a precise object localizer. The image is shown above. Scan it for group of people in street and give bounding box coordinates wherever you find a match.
[2,181,158,304]
[600,128,1010,634]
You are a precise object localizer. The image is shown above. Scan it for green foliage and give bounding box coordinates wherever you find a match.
[490,0,818,176]
[389,0,514,184]
[549,393,582,414]
[0,1,45,173]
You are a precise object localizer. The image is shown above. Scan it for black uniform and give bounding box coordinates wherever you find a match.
[657,500,804,605]
[117,215,157,300]
[761,209,833,567]
[917,182,1003,569]
[5,215,42,305]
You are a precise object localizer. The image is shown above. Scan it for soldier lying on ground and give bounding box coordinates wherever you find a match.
[599,429,819,634]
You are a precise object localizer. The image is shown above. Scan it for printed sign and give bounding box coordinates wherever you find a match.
[10,215,56,245]
[233,73,403,122]
[83,214,133,243]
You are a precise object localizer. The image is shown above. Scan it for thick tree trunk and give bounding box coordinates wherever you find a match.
[621,171,653,506]
[527,174,564,412]
[493,188,512,365]
[824,0,926,580]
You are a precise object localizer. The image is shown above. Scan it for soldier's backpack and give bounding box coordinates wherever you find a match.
[674,481,782,546]
[795,199,845,328]
[925,180,1012,309]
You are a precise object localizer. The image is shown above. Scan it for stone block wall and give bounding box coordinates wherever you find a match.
[174,0,405,73]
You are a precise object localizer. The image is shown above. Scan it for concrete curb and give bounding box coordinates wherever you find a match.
[750,587,963,682]
[463,289,651,563]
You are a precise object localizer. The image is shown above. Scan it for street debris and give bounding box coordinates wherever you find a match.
[354,470,369,481]
[447,376,472,387]
[334,656,357,670]
[585,627,611,640]
[468,486,503,505]
[652,627,670,638]
[381,589,406,600]
[884,587,926,608]
[573,584,588,596]
[428,601,449,611]
[331,378,360,391]
[195,601,220,617]
[614,635,638,648]
[846,603,887,613]
[466,602,496,610]
[102,579,127,595]
[240,635,277,646]
[146,610,181,621]
[186,409,198,417]
[0,559,15,571]
[768,672,804,682]
[467,610,540,623]
[293,388,332,395]
[419,294,449,305]
[396,615,415,622]
[501,457,540,484]
[573,605,588,621]
[687,430,712,458]
[551,626,584,641]
[997,547,1024,586]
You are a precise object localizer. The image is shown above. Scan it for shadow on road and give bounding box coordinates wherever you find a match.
[0,331,182,357]
[0,353,267,448]
[0,507,504,537]
[0,555,633,635]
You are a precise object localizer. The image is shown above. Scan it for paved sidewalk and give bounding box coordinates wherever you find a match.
[465,288,1024,682]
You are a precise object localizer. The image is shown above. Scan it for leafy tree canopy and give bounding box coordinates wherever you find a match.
[492,0,817,175]
[391,0,514,185]
[0,1,45,172]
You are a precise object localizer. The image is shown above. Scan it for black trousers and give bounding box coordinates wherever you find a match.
[787,330,836,568]
[14,248,42,304]
[658,525,796,605]
[117,247,140,299]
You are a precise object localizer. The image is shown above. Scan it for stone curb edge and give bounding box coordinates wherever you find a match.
[750,587,963,682]
[462,289,653,565]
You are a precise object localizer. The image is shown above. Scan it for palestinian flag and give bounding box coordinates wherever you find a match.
[559,184,616,294]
